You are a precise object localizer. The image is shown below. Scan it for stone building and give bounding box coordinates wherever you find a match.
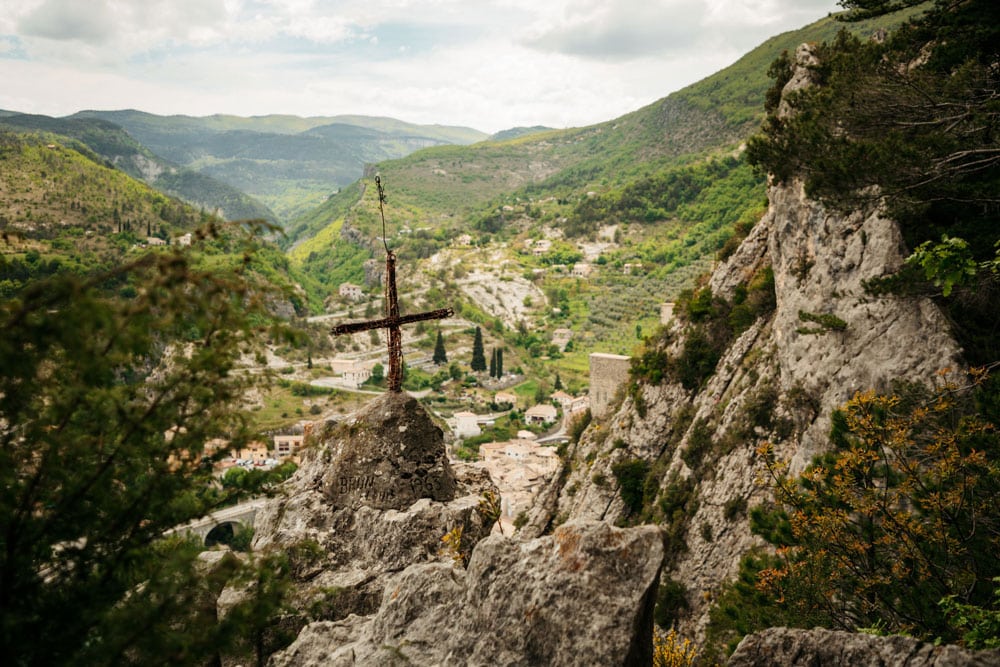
[338,282,364,301]
[525,403,558,425]
[589,352,631,418]
[478,439,560,532]
[330,358,374,389]
[660,302,676,324]
[273,434,304,459]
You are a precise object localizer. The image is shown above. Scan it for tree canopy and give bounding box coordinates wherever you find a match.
[0,226,292,664]
[708,371,1000,655]
[470,326,487,372]
[746,0,1000,363]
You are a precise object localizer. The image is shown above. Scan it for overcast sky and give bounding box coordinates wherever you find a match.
[0,0,840,134]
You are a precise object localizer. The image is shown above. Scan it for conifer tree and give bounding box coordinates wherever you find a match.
[554,372,563,390]
[489,347,497,378]
[496,348,503,377]
[470,326,486,372]
[433,330,447,365]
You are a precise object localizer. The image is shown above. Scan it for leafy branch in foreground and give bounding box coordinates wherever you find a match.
[0,224,292,665]
[750,370,1000,643]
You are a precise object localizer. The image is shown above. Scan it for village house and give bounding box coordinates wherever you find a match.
[531,239,553,256]
[338,282,364,302]
[330,358,374,389]
[453,411,482,439]
[146,237,167,246]
[273,433,305,459]
[623,262,643,275]
[550,390,573,409]
[568,395,590,415]
[454,233,473,246]
[176,233,193,247]
[232,441,270,466]
[571,262,593,278]
[525,403,558,425]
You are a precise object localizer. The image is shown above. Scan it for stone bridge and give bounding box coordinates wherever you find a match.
[167,498,269,546]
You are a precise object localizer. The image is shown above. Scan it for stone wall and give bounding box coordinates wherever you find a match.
[589,352,631,419]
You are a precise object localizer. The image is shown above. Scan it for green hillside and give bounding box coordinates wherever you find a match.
[0,130,312,310]
[0,114,277,223]
[72,110,489,222]
[278,8,925,389]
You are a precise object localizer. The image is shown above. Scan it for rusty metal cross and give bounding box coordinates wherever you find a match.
[331,177,453,392]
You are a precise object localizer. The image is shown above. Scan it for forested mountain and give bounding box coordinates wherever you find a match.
[0,113,277,223]
[524,0,1000,661]
[289,2,926,250]
[0,130,312,311]
[283,8,919,334]
[71,110,488,221]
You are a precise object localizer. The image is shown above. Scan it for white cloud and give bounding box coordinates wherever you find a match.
[0,36,20,55]
[18,0,116,44]
[523,0,711,60]
[0,0,842,132]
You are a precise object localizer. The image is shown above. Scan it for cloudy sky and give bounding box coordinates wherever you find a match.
[1,0,840,133]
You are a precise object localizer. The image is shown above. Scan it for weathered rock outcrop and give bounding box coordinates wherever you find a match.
[526,43,966,639]
[250,392,497,634]
[727,628,1000,667]
[251,392,665,664]
[269,521,664,667]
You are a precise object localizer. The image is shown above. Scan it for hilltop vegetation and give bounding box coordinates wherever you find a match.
[0,130,311,313]
[0,114,276,223]
[73,110,488,222]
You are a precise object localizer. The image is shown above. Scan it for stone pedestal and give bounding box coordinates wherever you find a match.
[321,391,456,510]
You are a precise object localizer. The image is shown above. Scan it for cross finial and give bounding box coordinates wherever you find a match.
[331,177,453,392]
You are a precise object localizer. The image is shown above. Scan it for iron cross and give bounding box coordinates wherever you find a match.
[331,177,453,392]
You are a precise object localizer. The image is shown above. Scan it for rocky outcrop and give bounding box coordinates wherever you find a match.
[250,392,665,664]
[527,42,966,639]
[269,521,664,667]
[727,628,1000,667]
[250,392,497,638]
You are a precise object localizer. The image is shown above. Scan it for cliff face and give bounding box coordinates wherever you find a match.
[526,44,965,638]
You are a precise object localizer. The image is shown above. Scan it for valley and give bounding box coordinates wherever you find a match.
[3,1,1000,664]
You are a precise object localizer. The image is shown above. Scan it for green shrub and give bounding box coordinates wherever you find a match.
[654,578,690,629]
[612,459,650,514]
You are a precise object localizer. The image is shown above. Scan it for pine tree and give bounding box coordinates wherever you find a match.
[433,330,448,365]
[471,326,487,372]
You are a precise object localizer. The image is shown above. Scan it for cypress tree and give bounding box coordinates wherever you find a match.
[470,326,486,372]
[489,347,496,378]
[496,348,503,376]
[433,330,448,364]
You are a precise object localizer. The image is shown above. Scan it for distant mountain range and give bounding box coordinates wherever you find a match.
[70,110,489,222]
[0,109,490,225]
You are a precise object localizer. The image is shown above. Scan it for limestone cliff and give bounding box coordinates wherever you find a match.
[525,44,965,639]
